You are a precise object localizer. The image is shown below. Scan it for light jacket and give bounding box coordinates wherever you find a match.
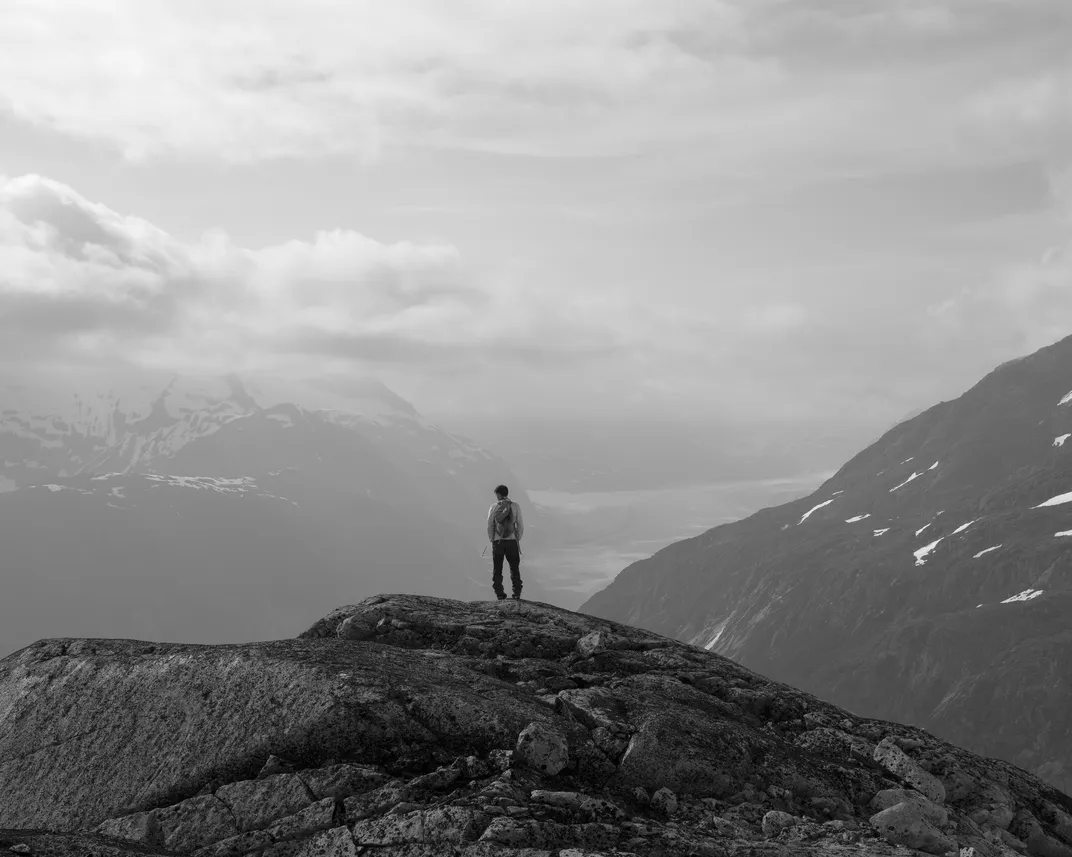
[487,500,524,542]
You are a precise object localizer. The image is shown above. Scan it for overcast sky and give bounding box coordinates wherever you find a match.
[0,0,1069,431]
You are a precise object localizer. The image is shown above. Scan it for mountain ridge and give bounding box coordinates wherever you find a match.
[581,332,1072,797]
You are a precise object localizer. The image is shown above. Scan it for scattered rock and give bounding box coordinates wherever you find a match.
[515,723,569,776]
[575,631,633,658]
[870,801,958,855]
[488,749,516,772]
[874,737,947,804]
[650,787,679,817]
[762,810,801,838]
[870,788,949,827]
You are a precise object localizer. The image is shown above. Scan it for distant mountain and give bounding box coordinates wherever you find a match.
[0,371,539,656]
[582,332,1072,797]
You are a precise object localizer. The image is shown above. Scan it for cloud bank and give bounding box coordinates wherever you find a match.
[1,169,1068,428]
[0,1,1069,427]
[0,0,1067,178]
[0,174,634,402]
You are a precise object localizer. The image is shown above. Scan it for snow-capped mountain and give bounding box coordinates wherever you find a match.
[1,372,493,508]
[582,332,1072,797]
[0,370,541,658]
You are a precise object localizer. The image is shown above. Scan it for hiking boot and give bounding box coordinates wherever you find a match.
[495,593,507,601]
[511,593,521,601]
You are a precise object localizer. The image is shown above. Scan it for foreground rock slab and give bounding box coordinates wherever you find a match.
[1,594,1071,857]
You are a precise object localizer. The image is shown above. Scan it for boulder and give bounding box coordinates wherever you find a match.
[515,723,569,776]
[575,631,633,658]
[870,788,949,826]
[762,810,801,838]
[650,787,679,817]
[874,737,947,804]
[870,801,958,855]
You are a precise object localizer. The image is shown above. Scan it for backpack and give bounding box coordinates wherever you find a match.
[492,499,515,539]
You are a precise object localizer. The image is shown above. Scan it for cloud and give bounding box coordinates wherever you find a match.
[1,160,1069,428]
[0,172,629,383]
[0,0,1067,180]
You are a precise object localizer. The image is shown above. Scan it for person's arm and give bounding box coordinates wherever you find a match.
[487,505,495,542]
[515,503,524,541]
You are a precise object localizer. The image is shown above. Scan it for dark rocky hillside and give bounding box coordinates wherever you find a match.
[2,594,1072,857]
[581,333,1072,796]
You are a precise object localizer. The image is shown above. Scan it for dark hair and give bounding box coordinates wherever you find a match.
[494,484,509,497]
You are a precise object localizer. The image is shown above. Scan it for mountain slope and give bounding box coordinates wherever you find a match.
[2,594,1072,857]
[0,372,536,657]
[581,332,1072,796]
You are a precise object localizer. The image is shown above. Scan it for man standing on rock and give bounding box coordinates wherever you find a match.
[487,484,524,601]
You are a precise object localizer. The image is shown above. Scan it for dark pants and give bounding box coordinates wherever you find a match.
[492,539,522,598]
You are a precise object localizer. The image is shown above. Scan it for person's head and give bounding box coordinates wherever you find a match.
[494,484,509,500]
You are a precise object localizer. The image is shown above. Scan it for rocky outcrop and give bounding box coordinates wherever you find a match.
[3,594,1072,857]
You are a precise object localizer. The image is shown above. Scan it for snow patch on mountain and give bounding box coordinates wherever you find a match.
[890,471,920,492]
[952,519,976,535]
[916,523,931,537]
[697,617,731,651]
[1056,530,1072,538]
[1033,490,1072,508]
[1060,390,1072,406]
[873,528,890,536]
[1054,434,1071,447]
[845,514,870,523]
[798,498,835,525]
[974,545,1002,558]
[1001,589,1044,604]
[143,474,258,494]
[928,460,939,470]
[914,537,943,566]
